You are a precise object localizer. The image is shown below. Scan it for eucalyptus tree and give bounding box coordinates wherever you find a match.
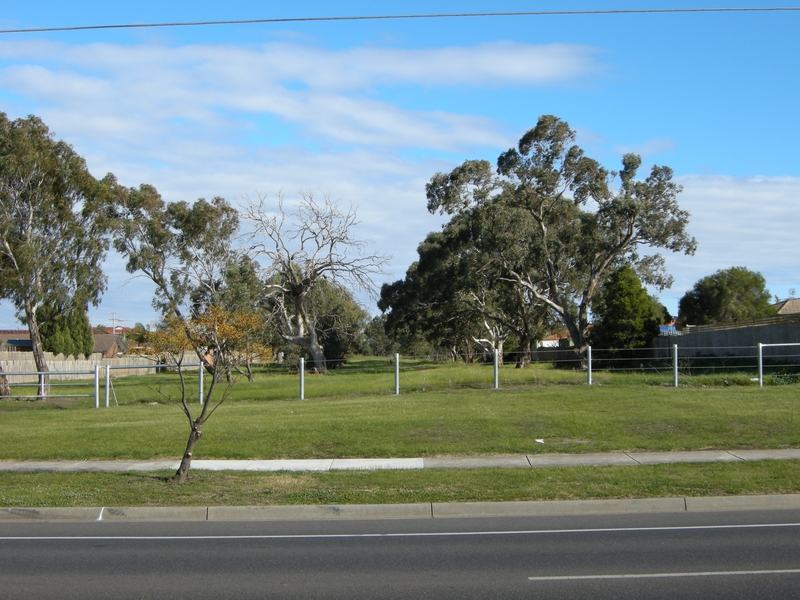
[426,114,696,355]
[380,230,483,362]
[380,215,553,366]
[109,182,243,375]
[243,192,389,374]
[0,113,109,396]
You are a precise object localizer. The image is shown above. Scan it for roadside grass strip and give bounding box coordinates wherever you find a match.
[1,461,799,507]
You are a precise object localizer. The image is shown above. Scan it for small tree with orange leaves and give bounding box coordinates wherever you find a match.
[147,308,264,482]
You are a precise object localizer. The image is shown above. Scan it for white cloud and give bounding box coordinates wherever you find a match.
[660,174,800,312]
[0,38,600,154]
[0,39,599,89]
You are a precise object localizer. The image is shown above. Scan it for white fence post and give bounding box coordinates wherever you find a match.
[587,345,592,386]
[299,357,305,400]
[198,363,204,405]
[673,344,679,388]
[395,353,400,395]
[758,343,763,387]
[493,349,499,389]
[94,365,100,408]
[105,365,110,408]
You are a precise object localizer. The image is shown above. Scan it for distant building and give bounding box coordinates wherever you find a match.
[773,298,800,315]
[92,333,128,358]
[0,330,31,352]
[536,331,573,348]
[0,330,127,358]
[659,321,681,336]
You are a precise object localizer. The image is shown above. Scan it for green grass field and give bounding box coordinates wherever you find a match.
[1,357,798,506]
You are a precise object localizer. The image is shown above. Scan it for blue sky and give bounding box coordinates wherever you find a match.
[1,1,798,329]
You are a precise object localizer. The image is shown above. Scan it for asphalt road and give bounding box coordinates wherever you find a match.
[2,510,800,599]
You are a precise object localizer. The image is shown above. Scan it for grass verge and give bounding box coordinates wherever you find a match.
[1,384,799,460]
[1,461,799,507]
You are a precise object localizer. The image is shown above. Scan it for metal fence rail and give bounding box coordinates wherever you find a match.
[0,363,205,407]
[3,343,798,404]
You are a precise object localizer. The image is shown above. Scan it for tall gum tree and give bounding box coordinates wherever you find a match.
[426,115,697,355]
[243,192,389,374]
[379,207,555,366]
[0,113,109,396]
[109,182,242,376]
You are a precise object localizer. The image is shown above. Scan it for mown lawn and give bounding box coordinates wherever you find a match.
[0,361,798,460]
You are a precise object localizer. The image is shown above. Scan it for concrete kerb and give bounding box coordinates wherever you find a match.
[3,495,800,522]
[430,497,687,518]
[685,494,800,512]
[208,503,432,521]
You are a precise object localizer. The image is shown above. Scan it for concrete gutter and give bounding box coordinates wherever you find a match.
[3,495,800,522]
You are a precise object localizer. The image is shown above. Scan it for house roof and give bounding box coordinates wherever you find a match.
[92,333,128,355]
[4,339,32,349]
[0,331,30,347]
[0,331,128,355]
[773,298,800,315]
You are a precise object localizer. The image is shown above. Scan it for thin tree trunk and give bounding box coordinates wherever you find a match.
[172,423,203,482]
[0,363,10,398]
[24,304,50,398]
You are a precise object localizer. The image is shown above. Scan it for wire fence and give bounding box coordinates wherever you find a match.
[0,369,99,401]
[2,343,798,406]
[283,342,800,399]
[0,363,204,407]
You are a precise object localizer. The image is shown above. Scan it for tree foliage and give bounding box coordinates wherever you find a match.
[36,300,95,358]
[109,183,242,373]
[306,280,368,367]
[363,314,399,357]
[424,115,696,354]
[678,266,777,326]
[590,265,666,350]
[380,210,555,365]
[0,113,109,396]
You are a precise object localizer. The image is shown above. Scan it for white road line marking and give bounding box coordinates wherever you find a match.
[529,569,800,581]
[1,522,800,541]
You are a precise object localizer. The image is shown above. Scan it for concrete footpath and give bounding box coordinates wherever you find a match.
[2,448,800,473]
[2,450,800,522]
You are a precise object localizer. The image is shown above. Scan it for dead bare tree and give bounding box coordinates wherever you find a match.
[243,192,389,374]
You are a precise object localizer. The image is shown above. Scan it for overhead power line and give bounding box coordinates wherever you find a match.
[1,7,799,35]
